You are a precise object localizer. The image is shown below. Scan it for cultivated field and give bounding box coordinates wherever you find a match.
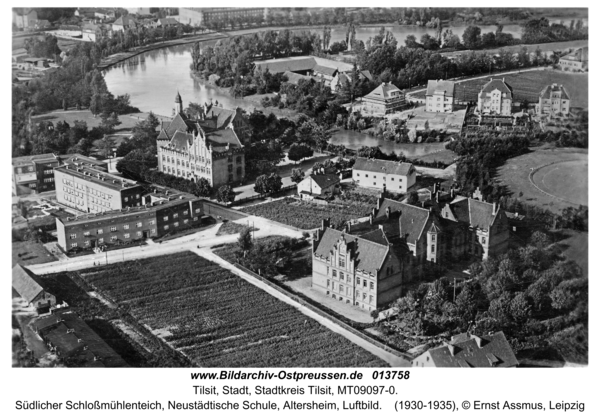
[497,148,587,213]
[413,69,588,108]
[78,252,387,367]
[245,197,371,230]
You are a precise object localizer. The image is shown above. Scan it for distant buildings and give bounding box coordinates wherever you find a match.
[477,78,513,116]
[12,153,106,196]
[112,15,138,32]
[56,185,204,251]
[12,265,57,314]
[179,7,265,26]
[32,309,128,367]
[254,56,355,90]
[54,164,143,213]
[426,80,455,113]
[312,219,406,313]
[156,92,247,188]
[411,332,518,367]
[352,158,416,194]
[297,172,340,200]
[361,82,406,115]
[536,83,570,116]
[559,46,588,72]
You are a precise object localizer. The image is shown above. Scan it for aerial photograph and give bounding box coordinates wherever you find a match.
[11,7,588,368]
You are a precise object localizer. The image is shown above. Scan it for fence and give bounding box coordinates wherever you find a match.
[233,263,412,361]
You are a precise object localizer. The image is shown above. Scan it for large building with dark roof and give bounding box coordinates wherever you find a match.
[352,158,416,193]
[536,83,571,116]
[157,93,246,188]
[312,219,407,313]
[411,331,518,367]
[477,78,513,116]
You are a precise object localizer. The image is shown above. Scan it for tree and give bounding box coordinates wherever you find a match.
[287,143,313,163]
[291,168,305,184]
[216,185,235,203]
[70,137,95,156]
[99,112,121,135]
[195,177,212,197]
[238,226,253,255]
[100,136,116,158]
[266,173,282,194]
[462,25,481,49]
[406,191,419,205]
[116,149,158,180]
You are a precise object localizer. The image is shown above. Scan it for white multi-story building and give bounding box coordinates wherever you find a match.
[477,78,513,116]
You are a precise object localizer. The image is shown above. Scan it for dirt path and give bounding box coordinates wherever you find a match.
[196,248,410,367]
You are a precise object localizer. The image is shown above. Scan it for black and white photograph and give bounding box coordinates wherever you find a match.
[6,1,595,418]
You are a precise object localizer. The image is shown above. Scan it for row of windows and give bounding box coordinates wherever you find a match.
[164,166,212,176]
[43,177,54,183]
[355,173,403,182]
[43,169,54,175]
[16,165,35,174]
[70,230,156,248]
[163,155,212,166]
[326,291,374,304]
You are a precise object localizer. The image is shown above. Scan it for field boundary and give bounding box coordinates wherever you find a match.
[232,263,413,362]
[528,159,586,207]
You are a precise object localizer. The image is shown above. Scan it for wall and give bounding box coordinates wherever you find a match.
[352,170,413,193]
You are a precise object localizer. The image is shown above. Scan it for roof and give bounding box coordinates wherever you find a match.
[54,165,139,192]
[206,127,243,149]
[159,17,179,26]
[363,82,403,101]
[426,80,455,96]
[313,64,338,76]
[479,79,513,98]
[170,130,194,150]
[309,173,339,189]
[353,158,414,176]
[12,265,49,303]
[540,84,570,100]
[561,46,588,62]
[425,332,518,367]
[254,55,354,75]
[113,15,137,27]
[447,197,497,230]
[200,106,240,131]
[314,228,389,275]
[283,71,316,85]
[165,113,196,137]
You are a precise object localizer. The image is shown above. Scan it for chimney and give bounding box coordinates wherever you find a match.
[502,77,505,82]
[433,183,438,194]
[369,213,374,225]
[448,344,456,356]
[492,202,498,215]
[379,224,384,233]
[436,191,440,202]
[377,193,384,210]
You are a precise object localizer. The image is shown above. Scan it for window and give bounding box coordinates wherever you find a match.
[431,244,435,252]
[163,216,169,221]
[363,293,367,301]
[111,235,117,241]
[339,285,344,293]
[110,226,117,232]
[356,277,360,285]
[193,217,198,221]
[184,219,189,224]
[83,231,90,237]
[432,234,436,241]
[98,238,104,244]
[149,220,155,225]
[369,295,374,304]
[136,222,142,228]
[340,273,345,281]
[183,210,189,216]
[327,279,330,287]
[236,156,242,164]
[97,229,103,234]
[338,256,345,268]
[123,224,129,230]
[71,243,77,248]
[164,225,169,230]
[137,231,142,237]
[151,229,156,234]
[482,237,486,245]
[124,233,130,239]
[173,214,178,219]
[332,269,337,277]
[69,233,77,239]
[136,194,140,199]
[174,222,179,227]
[195,208,201,213]
[124,197,129,202]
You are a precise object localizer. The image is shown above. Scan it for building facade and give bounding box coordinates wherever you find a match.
[559,47,588,72]
[477,78,513,116]
[56,187,204,251]
[157,93,246,188]
[426,80,455,113]
[12,154,106,196]
[179,7,266,26]
[312,220,406,313]
[352,158,416,193]
[12,264,57,314]
[536,83,570,116]
[297,172,340,200]
[361,82,405,115]
[13,8,37,29]
[54,165,143,213]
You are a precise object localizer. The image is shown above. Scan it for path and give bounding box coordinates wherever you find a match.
[196,248,410,367]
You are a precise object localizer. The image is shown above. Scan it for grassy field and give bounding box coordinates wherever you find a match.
[216,221,259,236]
[413,149,458,165]
[497,148,588,213]
[413,69,588,108]
[555,229,588,276]
[32,110,150,133]
[246,197,371,230]
[78,252,387,367]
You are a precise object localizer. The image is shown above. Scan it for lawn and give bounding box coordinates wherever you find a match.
[413,149,458,165]
[78,252,387,367]
[12,241,57,267]
[555,229,588,276]
[32,110,149,133]
[497,148,588,213]
[246,197,371,230]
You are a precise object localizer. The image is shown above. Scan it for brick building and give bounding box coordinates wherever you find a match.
[56,186,204,251]
[12,153,107,196]
[157,93,246,188]
[477,78,513,116]
[426,80,455,113]
[54,164,143,213]
[352,158,416,193]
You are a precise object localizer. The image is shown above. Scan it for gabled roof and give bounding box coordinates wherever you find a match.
[540,84,570,100]
[426,80,455,96]
[200,106,240,131]
[283,71,316,85]
[165,113,195,137]
[157,128,170,141]
[113,15,138,27]
[12,264,49,303]
[313,64,338,76]
[159,17,179,26]
[426,331,518,367]
[373,199,432,245]
[255,57,318,74]
[206,127,243,149]
[309,173,339,189]
[447,196,497,229]
[169,130,194,151]
[479,79,513,98]
[363,82,403,101]
[314,228,389,275]
[353,158,414,176]
[561,46,588,62]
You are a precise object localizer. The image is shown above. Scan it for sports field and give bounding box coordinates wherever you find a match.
[498,148,588,213]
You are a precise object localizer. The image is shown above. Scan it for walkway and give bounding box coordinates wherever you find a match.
[196,248,410,367]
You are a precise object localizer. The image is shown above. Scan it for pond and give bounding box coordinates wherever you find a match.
[330,129,446,157]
